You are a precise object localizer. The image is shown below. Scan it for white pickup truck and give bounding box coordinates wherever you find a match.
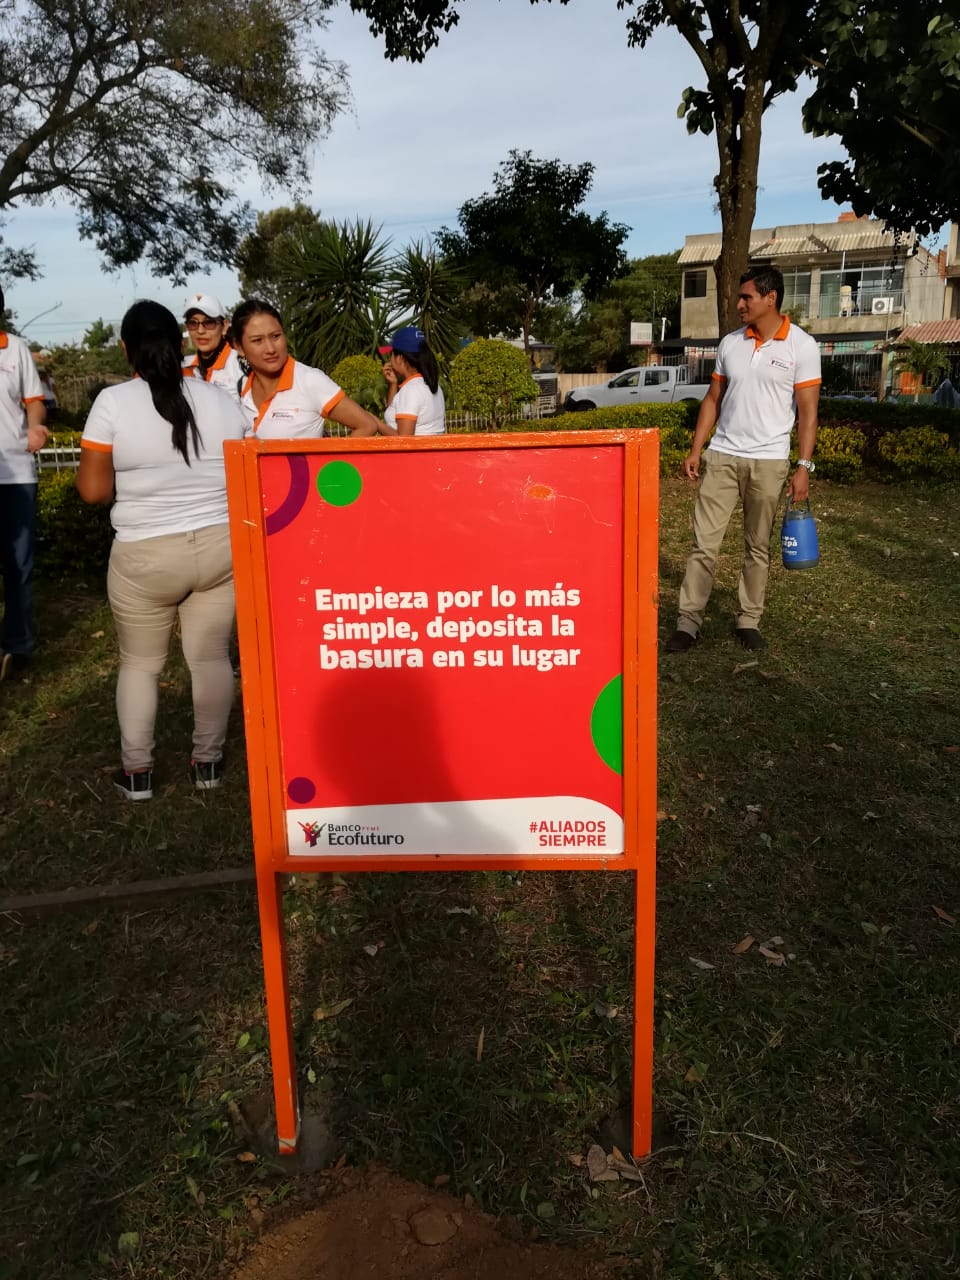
[563,365,711,412]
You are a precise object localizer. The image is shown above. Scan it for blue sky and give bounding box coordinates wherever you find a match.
[2,0,936,345]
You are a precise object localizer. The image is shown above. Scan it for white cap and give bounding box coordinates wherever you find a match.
[183,292,225,319]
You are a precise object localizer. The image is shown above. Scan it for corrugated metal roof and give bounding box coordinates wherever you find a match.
[898,321,960,344]
[679,226,913,266]
[679,239,771,264]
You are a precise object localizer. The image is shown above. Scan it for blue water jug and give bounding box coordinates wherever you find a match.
[781,497,819,570]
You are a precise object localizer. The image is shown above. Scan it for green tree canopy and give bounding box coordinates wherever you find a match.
[437,150,628,357]
[803,4,960,238]
[546,252,681,372]
[236,205,326,303]
[83,319,115,351]
[0,1,348,281]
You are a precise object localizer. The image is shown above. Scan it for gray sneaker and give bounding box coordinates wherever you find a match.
[113,768,153,801]
[191,759,223,790]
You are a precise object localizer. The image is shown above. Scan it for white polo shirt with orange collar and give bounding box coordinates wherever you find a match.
[709,316,821,460]
[0,331,45,485]
[240,357,345,438]
[384,373,446,436]
[182,343,244,401]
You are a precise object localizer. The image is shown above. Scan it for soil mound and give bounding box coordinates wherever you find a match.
[226,1166,618,1280]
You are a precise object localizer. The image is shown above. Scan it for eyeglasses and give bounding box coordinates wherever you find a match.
[186,317,222,331]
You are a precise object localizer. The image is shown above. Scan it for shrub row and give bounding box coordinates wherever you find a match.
[471,399,960,483]
[34,396,960,579]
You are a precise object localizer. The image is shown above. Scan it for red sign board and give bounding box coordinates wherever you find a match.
[226,431,658,1156]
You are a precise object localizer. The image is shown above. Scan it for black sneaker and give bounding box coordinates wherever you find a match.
[665,629,699,653]
[735,627,766,652]
[113,768,153,801]
[191,759,223,791]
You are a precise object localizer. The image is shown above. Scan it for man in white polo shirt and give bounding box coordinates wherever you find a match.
[0,285,48,679]
[666,266,820,653]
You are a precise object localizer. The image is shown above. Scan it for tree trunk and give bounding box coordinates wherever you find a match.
[712,70,766,335]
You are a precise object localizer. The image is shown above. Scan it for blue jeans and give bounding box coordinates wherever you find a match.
[0,483,37,655]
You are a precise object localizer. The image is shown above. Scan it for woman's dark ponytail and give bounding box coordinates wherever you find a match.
[402,346,440,394]
[120,301,201,463]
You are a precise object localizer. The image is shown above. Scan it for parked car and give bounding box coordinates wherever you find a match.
[563,365,711,412]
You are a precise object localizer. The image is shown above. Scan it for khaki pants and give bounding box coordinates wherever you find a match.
[676,449,789,636]
[108,524,235,771]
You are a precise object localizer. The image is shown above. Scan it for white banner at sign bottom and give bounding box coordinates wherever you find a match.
[286,796,624,858]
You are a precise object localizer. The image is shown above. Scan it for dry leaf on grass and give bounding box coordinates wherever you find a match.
[824,742,843,752]
[732,935,755,954]
[684,1065,702,1083]
[236,1151,257,1164]
[656,810,677,822]
[567,1152,584,1168]
[586,1144,619,1183]
[733,660,759,675]
[758,946,786,966]
[313,998,354,1021]
[689,956,715,970]
[932,905,957,925]
[476,1026,485,1062]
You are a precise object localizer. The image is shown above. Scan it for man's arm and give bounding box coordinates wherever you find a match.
[788,383,819,501]
[682,378,725,480]
[25,398,48,453]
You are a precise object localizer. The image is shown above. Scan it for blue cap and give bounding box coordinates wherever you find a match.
[389,326,426,354]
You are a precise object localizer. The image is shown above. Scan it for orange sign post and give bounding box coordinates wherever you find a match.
[225,429,658,1159]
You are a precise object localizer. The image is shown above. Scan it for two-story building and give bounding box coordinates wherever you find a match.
[676,214,951,393]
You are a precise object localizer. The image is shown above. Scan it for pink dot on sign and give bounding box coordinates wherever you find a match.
[287,777,316,804]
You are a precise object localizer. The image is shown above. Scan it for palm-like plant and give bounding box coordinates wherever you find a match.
[893,339,949,402]
[389,241,467,366]
[275,219,394,369]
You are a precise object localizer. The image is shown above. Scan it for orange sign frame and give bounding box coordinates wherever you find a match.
[225,429,658,1159]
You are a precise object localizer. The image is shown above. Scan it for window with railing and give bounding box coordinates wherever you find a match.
[782,270,811,323]
[819,264,904,318]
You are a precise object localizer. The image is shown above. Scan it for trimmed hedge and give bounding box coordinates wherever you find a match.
[452,398,960,484]
[37,470,113,579]
[34,396,959,579]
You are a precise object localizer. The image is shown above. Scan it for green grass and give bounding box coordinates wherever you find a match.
[1,479,958,1278]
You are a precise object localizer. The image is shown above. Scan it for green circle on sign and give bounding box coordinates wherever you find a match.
[317,461,362,506]
[591,675,622,775]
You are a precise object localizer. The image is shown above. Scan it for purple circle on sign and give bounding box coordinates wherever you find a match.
[287,776,316,804]
[266,455,311,535]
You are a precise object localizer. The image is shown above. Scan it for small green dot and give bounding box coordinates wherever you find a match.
[591,675,622,774]
[317,461,362,506]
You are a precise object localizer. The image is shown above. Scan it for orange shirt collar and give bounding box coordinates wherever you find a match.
[0,332,8,349]
[746,315,791,344]
[250,356,296,431]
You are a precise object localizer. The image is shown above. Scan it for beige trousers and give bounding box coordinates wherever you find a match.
[107,523,235,771]
[676,448,789,636]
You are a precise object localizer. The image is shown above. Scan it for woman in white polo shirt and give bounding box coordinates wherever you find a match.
[77,301,247,801]
[231,299,381,438]
[181,292,244,398]
[380,326,446,436]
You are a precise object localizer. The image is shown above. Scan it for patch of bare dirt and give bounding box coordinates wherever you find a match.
[225,1165,621,1280]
